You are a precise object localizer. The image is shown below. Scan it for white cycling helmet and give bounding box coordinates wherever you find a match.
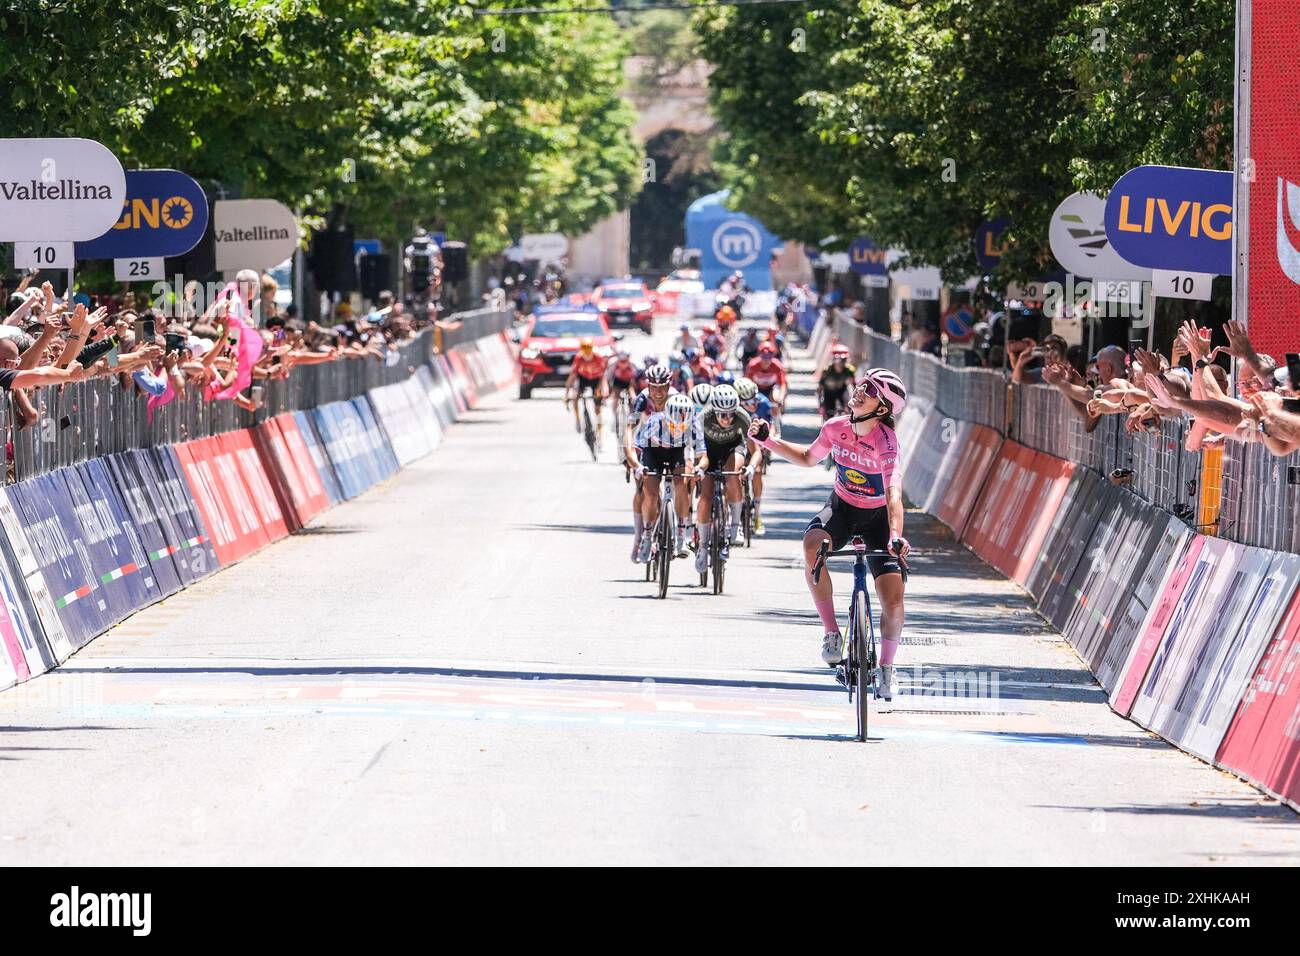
[859,367,907,416]
[645,363,672,386]
[711,384,740,412]
[734,377,758,402]
[690,382,714,408]
[665,393,694,425]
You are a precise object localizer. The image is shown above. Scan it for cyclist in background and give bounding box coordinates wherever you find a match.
[630,393,697,563]
[748,368,910,699]
[625,364,675,562]
[700,324,725,362]
[564,337,609,448]
[672,323,700,354]
[735,377,772,536]
[818,344,856,419]
[691,385,758,573]
[746,342,788,414]
[714,303,739,338]
[737,327,762,367]
[685,347,719,385]
[634,353,659,393]
[689,382,714,414]
[608,349,638,407]
[667,351,695,394]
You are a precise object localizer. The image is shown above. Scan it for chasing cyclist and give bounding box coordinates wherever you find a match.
[564,337,609,448]
[608,349,638,406]
[745,341,788,415]
[734,377,772,536]
[818,344,856,419]
[629,392,697,564]
[747,367,910,700]
[691,385,759,574]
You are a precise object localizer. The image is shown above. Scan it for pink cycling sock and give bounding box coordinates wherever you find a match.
[880,637,899,666]
[814,597,838,632]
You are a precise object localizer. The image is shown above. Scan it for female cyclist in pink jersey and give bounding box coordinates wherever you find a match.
[748,367,910,699]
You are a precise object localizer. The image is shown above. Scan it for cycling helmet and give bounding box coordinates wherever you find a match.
[665,394,694,425]
[715,370,734,386]
[831,343,850,360]
[702,324,717,335]
[645,363,672,386]
[668,350,685,368]
[683,347,699,362]
[679,322,690,332]
[642,353,659,367]
[690,382,714,407]
[616,349,630,361]
[578,336,594,354]
[735,377,758,401]
[711,384,739,412]
[859,367,907,416]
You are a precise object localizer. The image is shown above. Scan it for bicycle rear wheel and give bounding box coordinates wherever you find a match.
[853,596,870,742]
[742,488,753,548]
[711,503,726,595]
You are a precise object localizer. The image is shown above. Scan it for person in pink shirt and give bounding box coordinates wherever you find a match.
[749,367,910,699]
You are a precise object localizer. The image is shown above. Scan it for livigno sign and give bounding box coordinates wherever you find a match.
[75,169,209,259]
[213,199,298,271]
[0,138,126,241]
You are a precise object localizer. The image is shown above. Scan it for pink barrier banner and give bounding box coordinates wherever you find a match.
[1217,586,1300,809]
[1111,535,1209,717]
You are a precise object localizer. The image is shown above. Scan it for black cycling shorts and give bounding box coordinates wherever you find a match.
[804,493,906,580]
[640,446,686,474]
[576,374,604,408]
[703,440,745,471]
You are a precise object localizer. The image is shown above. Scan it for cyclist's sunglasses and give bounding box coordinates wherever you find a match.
[853,379,882,400]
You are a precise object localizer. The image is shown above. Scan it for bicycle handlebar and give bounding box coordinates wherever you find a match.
[811,537,912,583]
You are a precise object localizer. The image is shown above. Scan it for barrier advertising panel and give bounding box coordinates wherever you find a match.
[933,424,1002,537]
[0,491,66,673]
[150,447,218,583]
[1095,515,1194,694]
[1217,585,1300,809]
[291,411,343,506]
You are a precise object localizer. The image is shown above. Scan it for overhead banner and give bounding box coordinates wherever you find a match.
[75,168,208,260]
[1105,165,1232,275]
[1237,0,1300,359]
[1048,191,1150,281]
[848,237,888,276]
[213,198,298,272]
[0,137,126,241]
[973,218,1010,271]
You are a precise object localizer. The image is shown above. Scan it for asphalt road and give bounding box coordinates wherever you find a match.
[1,321,1295,865]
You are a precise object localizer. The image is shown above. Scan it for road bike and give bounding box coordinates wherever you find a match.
[699,469,743,593]
[642,469,677,598]
[739,471,755,548]
[812,536,909,742]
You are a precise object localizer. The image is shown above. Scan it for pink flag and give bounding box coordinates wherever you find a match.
[206,283,264,402]
[146,372,176,422]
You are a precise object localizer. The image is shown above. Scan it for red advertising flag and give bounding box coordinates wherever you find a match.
[1243,2,1300,359]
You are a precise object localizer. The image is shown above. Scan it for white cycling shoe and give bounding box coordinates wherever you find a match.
[821,631,844,666]
[631,535,642,563]
[878,664,899,701]
[695,547,708,574]
[636,535,654,564]
[675,527,690,558]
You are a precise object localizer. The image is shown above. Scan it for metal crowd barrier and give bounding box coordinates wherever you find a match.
[6,307,512,484]
[1218,441,1300,553]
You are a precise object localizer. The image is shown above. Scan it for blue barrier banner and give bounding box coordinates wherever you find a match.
[351,397,400,479]
[310,404,367,499]
[148,447,219,583]
[293,410,344,505]
[0,490,72,667]
[418,363,457,430]
[67,461,161,625]
[8,474,109,648]
[102,454,184,598]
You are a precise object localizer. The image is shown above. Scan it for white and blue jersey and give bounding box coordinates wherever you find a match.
[746,394,774,423]
[634,410,695,449]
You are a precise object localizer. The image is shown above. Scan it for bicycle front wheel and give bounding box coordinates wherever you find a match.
[657,514,672,599]
[853,596,870,742]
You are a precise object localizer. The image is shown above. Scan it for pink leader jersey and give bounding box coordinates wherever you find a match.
[806,415,901,508]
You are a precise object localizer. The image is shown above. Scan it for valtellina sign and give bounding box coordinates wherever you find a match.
[213,198,298,272]
[1104,165,1233,276]
[0,138,126,241]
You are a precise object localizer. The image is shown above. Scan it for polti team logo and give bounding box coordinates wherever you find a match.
[712,219,762,268]
[1276,176,1300,285]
